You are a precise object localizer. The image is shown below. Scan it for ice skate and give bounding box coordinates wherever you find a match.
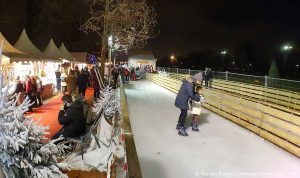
[191,123,199,132]
[178,127,188,136]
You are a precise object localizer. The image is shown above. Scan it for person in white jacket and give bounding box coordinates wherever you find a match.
[190,85,205,131]
[61,69,68,95]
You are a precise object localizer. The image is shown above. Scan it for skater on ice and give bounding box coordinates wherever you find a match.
[190,85,205,132]
[175,74,202,136]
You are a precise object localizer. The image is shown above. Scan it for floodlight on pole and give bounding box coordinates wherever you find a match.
[221,50,227,55]
[282,45,293,51]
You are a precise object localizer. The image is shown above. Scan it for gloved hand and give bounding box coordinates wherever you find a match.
[200,95,205,103]
[189,99,192,105]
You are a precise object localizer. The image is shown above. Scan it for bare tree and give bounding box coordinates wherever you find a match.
[80,0,157,82]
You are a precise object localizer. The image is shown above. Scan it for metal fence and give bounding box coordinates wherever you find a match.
[157,67,300,92]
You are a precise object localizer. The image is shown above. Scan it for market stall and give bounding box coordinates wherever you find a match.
[70,52,89,69]
[128,51,157,70]
[14,29,62,97]
[0,32,37,80]
[42,38,64,92]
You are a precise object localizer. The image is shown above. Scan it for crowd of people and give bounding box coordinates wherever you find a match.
[55,65,91,97]
[114,64,154,84]
[11,75,44,112]
[9,63,154,141]
[52,65,92,142]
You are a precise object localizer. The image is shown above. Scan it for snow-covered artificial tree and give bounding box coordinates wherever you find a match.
[65,86,124,176]
[0,74,69,178]
[93,86,115,115]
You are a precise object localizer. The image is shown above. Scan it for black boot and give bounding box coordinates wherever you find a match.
[178,127,188,136]
[191,123,199,132]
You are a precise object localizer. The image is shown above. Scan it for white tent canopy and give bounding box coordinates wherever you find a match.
[43,38,64,62]
[59,42,76,62]
[14,29,44,56]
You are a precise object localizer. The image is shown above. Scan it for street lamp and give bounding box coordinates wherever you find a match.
[281,44,293,77]
[108,36,113,46]
[282,45,293,51]
[108,35,114,65]
[221,50,227,55]
[170,55,176,67]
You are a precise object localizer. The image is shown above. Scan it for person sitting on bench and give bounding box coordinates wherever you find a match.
[52,94,86,140]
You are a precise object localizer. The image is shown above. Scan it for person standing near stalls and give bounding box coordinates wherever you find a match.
[91,66,101,99]
[24,76,33,111]
[111,65,120,89]
[30,76,38,108]
[35,76,43,106]
[66,70,77,95]
[77,70,88,96]
[131,67,136,81]
[61,69,68,95]
[83,66,91,87]
[55,65,61,92]
[74,66,81,77]
[175,75,201,137]
[13,76,25,106]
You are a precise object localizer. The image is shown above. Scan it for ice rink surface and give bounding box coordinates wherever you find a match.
[125,80,300,178]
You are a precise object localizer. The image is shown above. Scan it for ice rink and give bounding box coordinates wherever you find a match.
[124,80,300,178]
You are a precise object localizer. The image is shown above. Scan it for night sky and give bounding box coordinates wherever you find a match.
[148,0,300,58]
[1,0,300,59]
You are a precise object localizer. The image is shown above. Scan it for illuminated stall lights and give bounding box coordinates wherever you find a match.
[0,55,10,66]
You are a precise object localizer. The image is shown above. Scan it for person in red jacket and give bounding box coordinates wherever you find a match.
[25,76,33,111]
[25,76,31,95]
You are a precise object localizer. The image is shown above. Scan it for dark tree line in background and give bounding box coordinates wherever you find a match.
[0,0,96,51]
[157,40,300,80]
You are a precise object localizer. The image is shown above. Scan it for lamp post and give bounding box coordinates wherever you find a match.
[170,55,176,67]
[281,44,293,76]
[108,35,113,85]
[221,50,227,55]
[108,35,113,64]
[220,50,227,69]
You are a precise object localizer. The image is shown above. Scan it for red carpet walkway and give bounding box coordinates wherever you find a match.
[29,88,94,139]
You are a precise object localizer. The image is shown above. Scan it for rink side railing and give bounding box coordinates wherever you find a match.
[157,67,300,93]
[119,76,143,178]
[146,73,300,158]
[164,73,300,111]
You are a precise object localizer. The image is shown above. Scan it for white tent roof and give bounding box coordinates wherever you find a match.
[59,43,76,61]
[14,29,44,56]
[43,39,64,61]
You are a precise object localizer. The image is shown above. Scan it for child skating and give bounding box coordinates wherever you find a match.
[190,85,205,131]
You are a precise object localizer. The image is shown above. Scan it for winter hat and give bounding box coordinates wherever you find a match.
[193,72,203,82]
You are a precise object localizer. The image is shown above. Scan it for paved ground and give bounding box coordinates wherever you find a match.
[125,80,300,178]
